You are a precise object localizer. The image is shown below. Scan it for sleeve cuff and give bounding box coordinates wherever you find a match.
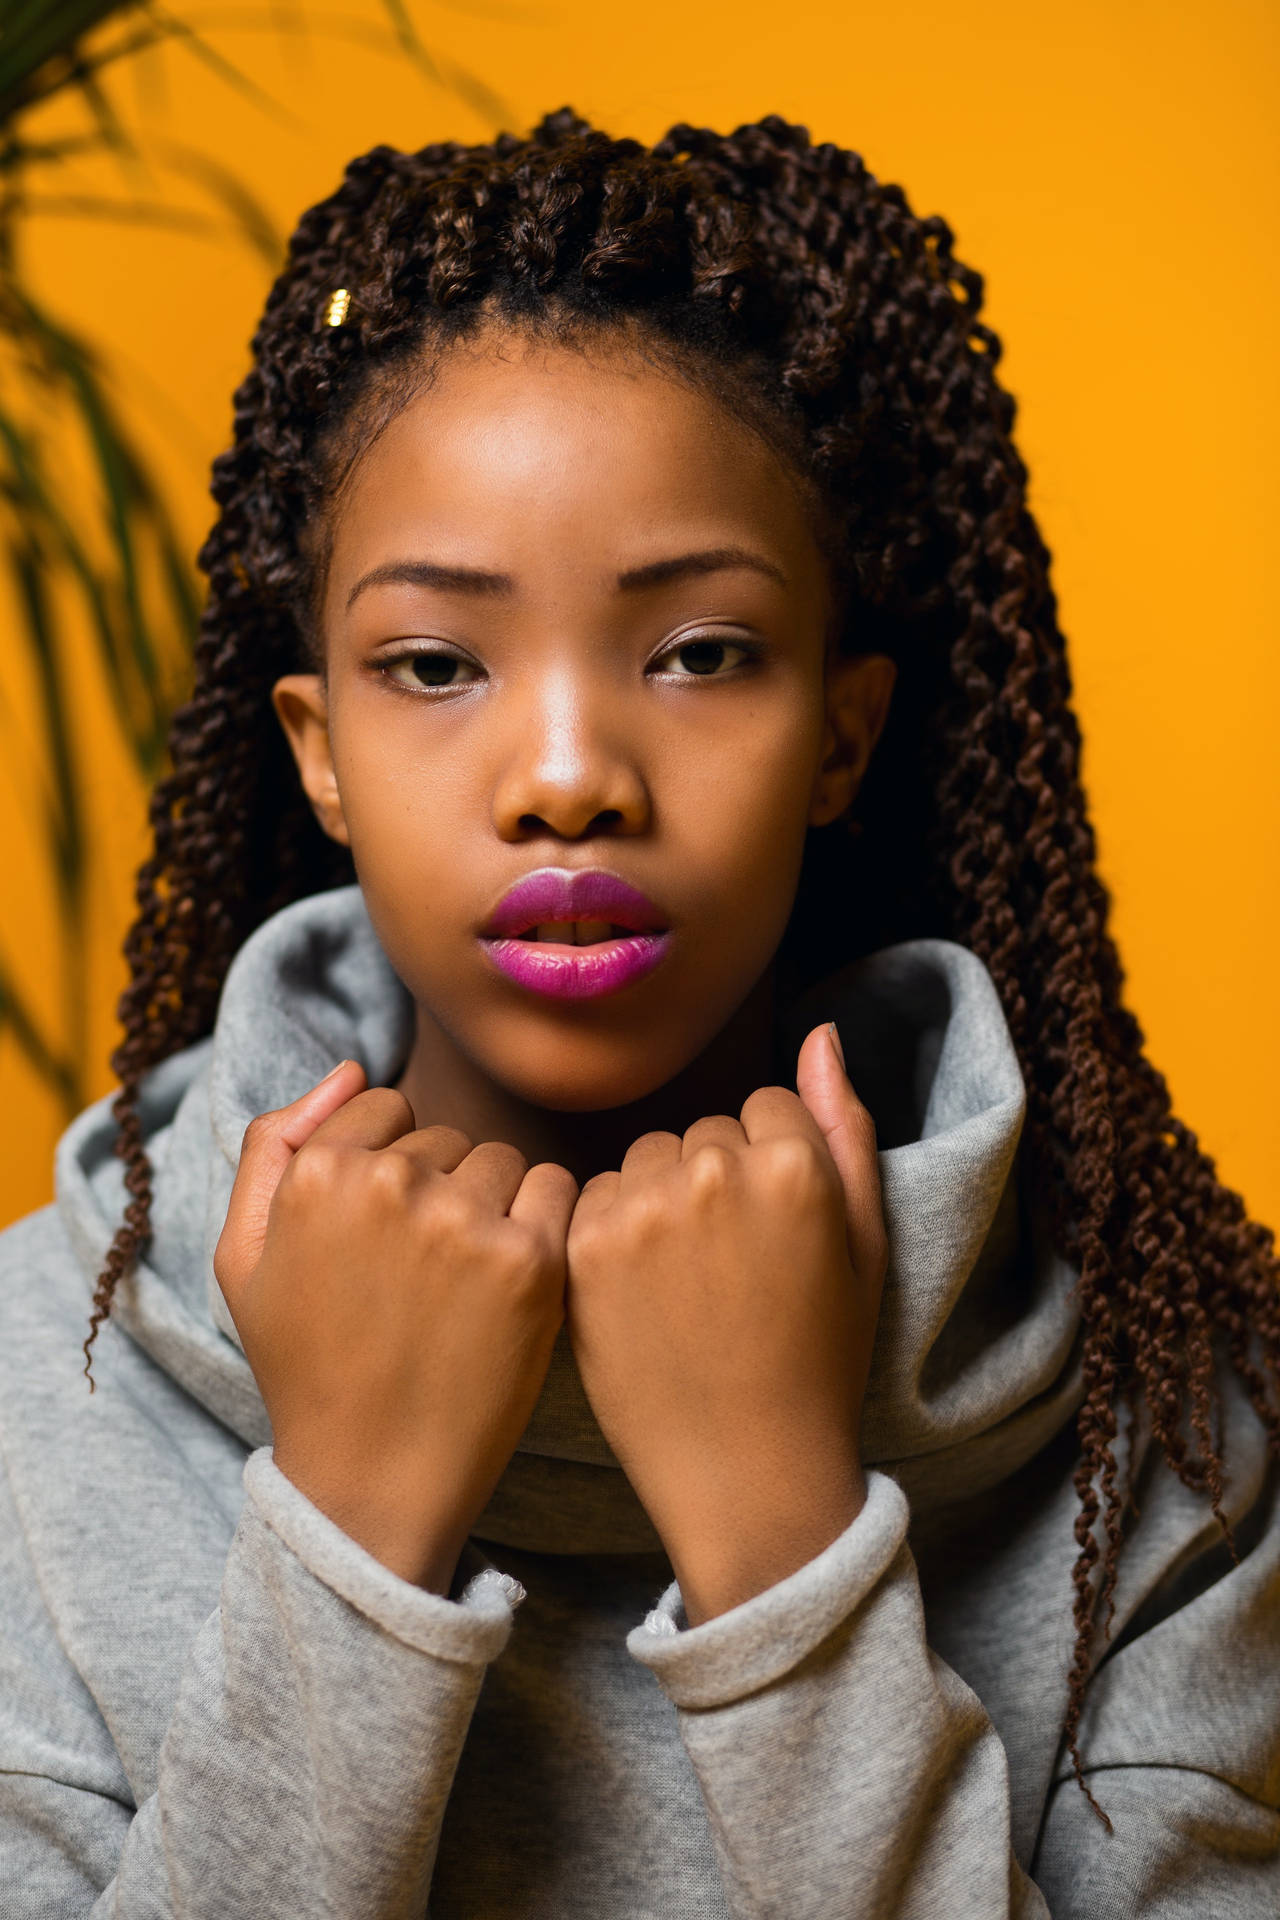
[625,1468,910,1709]
[244,1446,524,1665]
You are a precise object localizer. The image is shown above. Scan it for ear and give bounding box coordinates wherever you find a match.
[271,674,351,848]
[808,651,897,829]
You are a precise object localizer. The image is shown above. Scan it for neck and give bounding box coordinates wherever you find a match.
[391,963,786,1185]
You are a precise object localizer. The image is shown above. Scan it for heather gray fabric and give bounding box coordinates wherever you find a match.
[0,879,1276,1916]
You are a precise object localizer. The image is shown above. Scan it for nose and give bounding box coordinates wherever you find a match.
[490,668,651,841]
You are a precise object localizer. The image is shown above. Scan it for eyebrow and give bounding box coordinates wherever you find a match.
[344,545,787,612]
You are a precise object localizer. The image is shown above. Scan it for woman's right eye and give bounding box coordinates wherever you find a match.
[380,648,482,693]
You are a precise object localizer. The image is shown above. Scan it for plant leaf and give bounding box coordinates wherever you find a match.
[146,5,306,128]
[149,134,281,263]
[0,0,145,119]
[0,956,81,1114]
[19,192,228,235]
[4,533,84,908]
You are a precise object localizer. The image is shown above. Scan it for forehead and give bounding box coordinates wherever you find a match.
[323,329,823,584]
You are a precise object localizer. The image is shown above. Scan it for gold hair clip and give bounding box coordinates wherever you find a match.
[324,287,351,327]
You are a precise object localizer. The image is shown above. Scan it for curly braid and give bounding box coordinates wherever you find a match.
[79,106,1280,1824]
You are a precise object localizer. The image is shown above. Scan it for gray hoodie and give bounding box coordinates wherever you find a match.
[0,881,1276,1917]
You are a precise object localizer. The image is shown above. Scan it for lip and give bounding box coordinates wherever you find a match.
[480,866,669,938]
[477,866,674,1002]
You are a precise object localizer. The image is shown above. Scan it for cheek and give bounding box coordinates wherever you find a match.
[331,719,476,845]
[675,738,819,991]
[687,702,820,856]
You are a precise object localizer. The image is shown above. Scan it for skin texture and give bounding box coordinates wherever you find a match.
[253,323,897,1617]
[215,1074,579,1595]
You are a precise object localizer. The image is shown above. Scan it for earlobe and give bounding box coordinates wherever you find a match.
[808,652,897,830]
[271,674,351,848]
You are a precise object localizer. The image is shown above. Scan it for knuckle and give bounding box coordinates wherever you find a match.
[539,1160,581,1208]
[360,1086,417,1131]
[624,1183,670,1241]
[567,1205,607,1264]
[362,1149,415,1199]
[239,1111,275,1152]
[685,1142,736,1197]
[738,1085,789,1126]
[475,1139,530,1181]
[761,1133,829,1199]
[211,1227,233,1288]
[416,1123,475,1160]
[279,1140,343,1198]
[577,1170,615,1204]
[419,1183,475,1246]
[629,1129,678,1158]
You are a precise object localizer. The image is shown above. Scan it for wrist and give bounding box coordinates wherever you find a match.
[271,1447,470,1594]
[669,1461,867,1627]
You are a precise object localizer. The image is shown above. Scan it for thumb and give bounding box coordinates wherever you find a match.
[794,1022,888,1285]
[213,1057,367,1300]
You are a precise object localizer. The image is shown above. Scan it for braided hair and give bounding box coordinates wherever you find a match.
[79,107,1280,1822]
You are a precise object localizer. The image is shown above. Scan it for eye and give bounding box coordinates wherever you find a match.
[651,635,758,679]
[379,647,482,694]
[375,633,763,694]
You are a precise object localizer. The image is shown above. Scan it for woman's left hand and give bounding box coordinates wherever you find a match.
[564,1022,889,1625]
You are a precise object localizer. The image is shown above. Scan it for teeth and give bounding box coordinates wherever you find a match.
[519,919,626,945]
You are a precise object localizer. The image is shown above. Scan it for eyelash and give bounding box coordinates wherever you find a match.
[375,634,765,696]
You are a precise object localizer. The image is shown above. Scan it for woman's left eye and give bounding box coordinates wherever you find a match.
[652,636,754,678]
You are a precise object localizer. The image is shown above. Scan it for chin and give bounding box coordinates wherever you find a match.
[521,1074,676,1117]
[496,1044,683,1115]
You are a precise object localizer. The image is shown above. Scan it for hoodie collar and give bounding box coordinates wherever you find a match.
[55,882,1082,1554]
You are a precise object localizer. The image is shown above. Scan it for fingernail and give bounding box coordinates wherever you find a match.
[827,1022,847,1072]
[317,1059,352,1086]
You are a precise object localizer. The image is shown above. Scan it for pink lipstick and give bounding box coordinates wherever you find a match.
[477,867,674,1001]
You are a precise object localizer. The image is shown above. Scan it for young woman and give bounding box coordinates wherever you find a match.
[0,107,1276,1916]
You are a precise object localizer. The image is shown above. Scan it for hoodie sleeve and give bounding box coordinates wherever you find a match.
[626,1471,1047,1918]
[0,1445,522,1918]
[626,1468,1280,1920]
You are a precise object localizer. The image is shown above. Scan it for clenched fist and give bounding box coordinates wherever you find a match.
[213,1059,578,1594]
[564,1022,888,1625]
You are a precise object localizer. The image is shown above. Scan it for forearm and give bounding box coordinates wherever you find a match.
[630,1471,1048,1920]
[2,1448,524,1917]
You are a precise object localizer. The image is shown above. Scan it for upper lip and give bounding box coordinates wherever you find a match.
[479,867,670,938]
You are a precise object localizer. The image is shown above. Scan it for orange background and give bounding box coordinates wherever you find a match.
[1,0,1277,1230]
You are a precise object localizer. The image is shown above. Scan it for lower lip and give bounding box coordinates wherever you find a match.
[478,931,673,1000]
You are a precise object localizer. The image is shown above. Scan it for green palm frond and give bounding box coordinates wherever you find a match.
[0,956,80,1109]
[148,5,307,128]
[0,300,195,774]
[1,519,91,1113]
[0,1,145,120]
[147,134,281,261]
[6,533,84,903]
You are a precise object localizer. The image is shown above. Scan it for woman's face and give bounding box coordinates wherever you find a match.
[273,323,894,1113]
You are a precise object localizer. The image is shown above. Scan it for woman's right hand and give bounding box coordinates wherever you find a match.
[212,1059,578,1594]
